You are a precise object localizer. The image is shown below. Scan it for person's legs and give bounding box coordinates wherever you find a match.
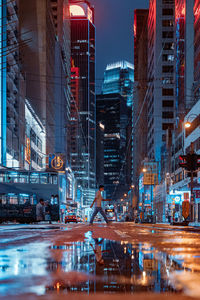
[99,207,109,223]
[89,207,99,224]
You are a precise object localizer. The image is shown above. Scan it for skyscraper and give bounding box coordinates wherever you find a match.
[146,0,176,174]
[70,0,96,205]
[175,0,194,118]
[102,61,134,107]
[96,93,128,201]
[102,61,134,187]
[145,0,176,221]
[19,0,71,169]
[51,0,71,158]
[133,9,149,196]
[0,0,25,168]
[193,0,200,102]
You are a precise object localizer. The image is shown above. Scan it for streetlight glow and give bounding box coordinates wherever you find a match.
[142,168,147,173]
[184,121,191,129]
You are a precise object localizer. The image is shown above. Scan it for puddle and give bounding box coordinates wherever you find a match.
[11,226,61,231]
[0,232,186,297]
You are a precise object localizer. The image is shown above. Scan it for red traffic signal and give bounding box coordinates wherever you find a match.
[179,154,200,171]
[179,155,189,170]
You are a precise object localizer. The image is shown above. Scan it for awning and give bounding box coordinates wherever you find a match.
[0,183,32,195]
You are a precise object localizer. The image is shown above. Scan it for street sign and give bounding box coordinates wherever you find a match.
[143,259,158,271]
[182,201,190,219]
[143,173,158,185]
[48,154,66,171]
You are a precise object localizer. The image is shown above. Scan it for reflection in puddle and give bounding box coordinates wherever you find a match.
[0,235,185,296]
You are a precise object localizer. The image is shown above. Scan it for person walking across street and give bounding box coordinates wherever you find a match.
[89,185,111,225]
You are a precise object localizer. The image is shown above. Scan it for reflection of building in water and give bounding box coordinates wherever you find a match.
[46,240,183,293]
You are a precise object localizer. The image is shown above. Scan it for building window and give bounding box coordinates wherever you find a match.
[162,111,174,119]
[162,65,174,73]
[162,88,174,96]
[162,8,173,16]
[162,100,174,107]
[162,20,174,27]
[162,77,174,84]
[162,31,174,38]
[162,54,174,62]
[163,43,174,50]
[162,123,174,130]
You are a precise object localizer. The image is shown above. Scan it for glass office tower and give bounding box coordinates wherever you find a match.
[102,61,134,107]
[70,0,96,206]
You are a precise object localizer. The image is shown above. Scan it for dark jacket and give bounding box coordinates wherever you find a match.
[36,202,45,221]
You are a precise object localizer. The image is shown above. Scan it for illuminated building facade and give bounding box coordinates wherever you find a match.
[96,93,128,201]
[25,100,46,171]
[0,0,7,166]
[175,0,194,118]
[102,61,134,188]
[194,0,200,100]
[147,0,176,172]
[70,0,96,205]
[102,61,134,108]
[69,62,83,179]
[170,0,194,198]
[0,0,25,168]
[146,0,176,221]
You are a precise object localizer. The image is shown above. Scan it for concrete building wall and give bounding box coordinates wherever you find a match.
[19,0,56,156]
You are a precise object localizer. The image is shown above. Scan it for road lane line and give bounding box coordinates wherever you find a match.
[114,230,130,238]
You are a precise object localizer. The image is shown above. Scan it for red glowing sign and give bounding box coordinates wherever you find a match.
[194,7,200,16]
[25,136,31,165]
[70,5,85,17]
[133,18,137,37]
[69,3,93,23]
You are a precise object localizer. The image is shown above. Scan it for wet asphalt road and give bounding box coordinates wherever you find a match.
[0,222,200,299]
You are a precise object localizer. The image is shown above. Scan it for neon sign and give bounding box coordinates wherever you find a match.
[69,4,93,23]
[51,155,64,170]
[25,136,31,165]
[70,5,85,17]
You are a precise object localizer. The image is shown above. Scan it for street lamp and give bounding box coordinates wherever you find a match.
[184,121,191,129]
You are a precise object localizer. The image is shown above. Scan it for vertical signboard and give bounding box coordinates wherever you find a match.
[143,162,158,185]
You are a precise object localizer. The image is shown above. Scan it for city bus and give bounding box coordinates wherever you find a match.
[0,169,66,223]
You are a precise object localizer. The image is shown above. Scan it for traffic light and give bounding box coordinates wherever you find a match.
[179,155,188,170]
[179,154,200,171]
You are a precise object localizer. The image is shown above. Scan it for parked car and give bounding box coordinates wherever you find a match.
[65,213,77,223]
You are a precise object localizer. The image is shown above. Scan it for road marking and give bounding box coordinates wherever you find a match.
[114,230,130,238]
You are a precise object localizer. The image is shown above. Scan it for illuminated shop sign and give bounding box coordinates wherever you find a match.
[25,136,31,164]
[48,154,65,171]
[69,3,93,23]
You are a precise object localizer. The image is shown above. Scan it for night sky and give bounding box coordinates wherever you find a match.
[89,0,149,92]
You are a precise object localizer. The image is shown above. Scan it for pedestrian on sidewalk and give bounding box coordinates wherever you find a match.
[36,199,45,222]
[89,185,111,225]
